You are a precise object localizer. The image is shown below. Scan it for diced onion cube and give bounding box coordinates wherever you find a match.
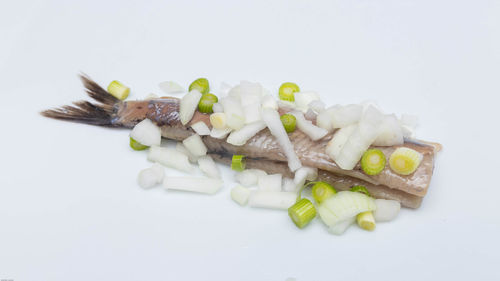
[180,90,203,125]
[258,174,282,192]
[148,146,193,173]
[197,155,220,179]
[231,185,251,206]
[182,134,207,157]
[158,81,185,94]
[129,118,162,147]
[190,121,211,136]
[248,191,297,210]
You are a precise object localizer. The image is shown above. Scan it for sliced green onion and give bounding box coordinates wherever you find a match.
[189,78,210,94]
[288,198,317,229]
[311,181,337,204]
[280,114,297,133]
[231,155,246,171]
[351,185,371,197]
[130,137,149,151]
[107,80,130,100]
[198,93,218,113]
[356,211,376,231]
[361,149,386,175]
[389,147,423,175]
[278,82,300,102]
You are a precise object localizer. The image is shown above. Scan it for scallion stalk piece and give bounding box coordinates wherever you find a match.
[311,181,337,204]
[351,185,371,197]
[129,137,149,151]
[361,149,386,175]
[288,198,317,229]
[198,93,218,113]
[389,147,423,175]
[278,82,300,102]
[231,155,246,171]
[107,80,130,100]
[356,211,376,231]
[189,78,210,94]
[280,114,297,133]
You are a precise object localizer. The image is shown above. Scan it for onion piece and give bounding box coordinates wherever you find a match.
[316,105,340,132]
[158,81,185,94]
[261,95,278,110]
[318,191,376,227]
[373,114,404,146]
[295,91,320,112]
[175,142,199,163]
[197,155,220,179]
[212,103,224,113]
[373,199,401,222]
[248,191,297,210]
[180,90,202,125]
[137,163,165,189]
[144,93,159,100]
[190,121,211,136]
[293,166,318,189]
[226,121,267,146]
[261,108,302,171]
[219,82,232,96]
[163,177,223,194]
[231,185,251,206]
[148,146,193,173]
[226,113,245,130]
[258,174,282,192]
[308,100,325,113]
[210,127,232,139]
[243,102,262,124]
[290,111,328,141]
[282,177,297,192]
[235,169,267,187]
[129,119,162,147]
[331,104,363,129]
[325,124,357,160]
[328,217,356,235]
[182,134,207,157]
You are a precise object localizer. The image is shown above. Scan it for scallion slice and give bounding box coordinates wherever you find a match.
[278,82,300,102]
[129,137,149,151]
[311,181,337,204]
[356,211,376,231]
[389,147,423,175]
[231,155,246,171]
[280,114,297,133]
[288,198,317,229]
[361,149,386,175]
[351,185,371,197]
[107,80,130,100]
[198,93,218,113]
[189,78,210,94]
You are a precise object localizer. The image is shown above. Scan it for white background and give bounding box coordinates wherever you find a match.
[1,0,499,280]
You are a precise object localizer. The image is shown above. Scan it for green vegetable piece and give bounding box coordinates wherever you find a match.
[288,198,317,229]
[361,149,386,175]
[357,211,376,231]
[107,80,130,100]
[189,78,210,94]
[351,185,371,197]
[231,155,246,171]
[129,137,149,151]
[198,93,218,113]
[280,114,297,133]
[311,181,337,204]
[279,82,300,102]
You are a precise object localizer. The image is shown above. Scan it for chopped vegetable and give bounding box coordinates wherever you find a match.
[210,112,227,129]
[182,134,207,157]
[282,177,297,192]
[248,191,297,210]
[350,185,371,196]
[308,100,325,113]
[219,82,232,96]
[261,108,302,172]
[129,118,162,147]
[107,80,130,100]
[231,155,246,171]
[311,182,337,204]
[356,211,376,231]
[137,163,165,189]
[226,121,267,146]
[163,177,222,194]
[389,147,423,175]
[361,149,386,175]
[148,146,193,173]
[198,93,218,113]
[197,155,220,179]
[293,167,318,189]
[180,90,203,125]
[257,174,282,192]
[316,105,340,132]
[210,127,232,139]
[144,93,159,100]
[294,91,320,113]
[279,82,300,102]
[288,198,317,229]
[325,124,357,160]
[328,217,355,235]
[189,78,210,94]
[226,113,245,130]
[175,142,199,163]
[290,111,328,141]
[331,104,363,129]
[190,121,211,136]
[280,114,297,133]
[221,97,245,130]
[212,103,224,113]
[130,137,149,151]
[235,169,267,187]
[317,191,376,228]
[261,95,278,110]
[373,199,401,222]
[243,102,262,124]
[158,81,185,94]
[373,114,404,146]
[231,185,251,206]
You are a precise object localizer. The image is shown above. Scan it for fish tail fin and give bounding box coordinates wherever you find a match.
[41,75,123,127]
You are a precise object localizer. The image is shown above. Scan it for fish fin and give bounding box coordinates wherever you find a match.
[41,74,122,127]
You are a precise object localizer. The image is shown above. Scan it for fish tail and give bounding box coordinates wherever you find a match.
[41,75,123,127]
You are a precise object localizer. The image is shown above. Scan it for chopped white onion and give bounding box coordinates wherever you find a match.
[261,108,302,172]
[400,114,418,139]
[261,95,278,110]
[258,174,282,192]
[148,146,193,173]
[316,105,340,132]
[197,155,220,179]
[180,90,202,125]
[248,191,297,210]
[295,91,320,112]
[290,111,328,141]
[219,82,232,96]
[331,104,363,129]
[308,100,325,113]
[226,113,246,130]
[212,103,224,113]
[373,114,404,146]
[226,121,266,146]
[373,199,401,222]
[227,85,242,100]
[328,217,355,235]
[304,108,317,120]
[129,119,162,147]
[239,81,263,97]
[282,177,297,192]
[235,169,267,187]
[210,127,232,139]
[325,124,357,160]
[137,163,165,189]
[293,166,318,189]
[158,81,185,94]
[163,177,223,194]
[144,93,159,100]
[175,142,199,163]
[243,102,262,124]
[190,121,211,136]
[182,134,207,157]
[231,185,251,206]
[277,100,296,110]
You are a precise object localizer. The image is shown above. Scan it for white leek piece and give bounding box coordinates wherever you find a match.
[129,119,162,147]
[373,199,401,222]
[258,174,282,192]
[148,146,193,173]
[290,111,328,141]
[163,177,223,194]
[248,191,297,210]
[190,121,211,136]
[197,155,220,179]
[226,121,266,146]
[235,169,267,187]
[182,134,207,157]
[317,191,376,227]
[231,185,251,206]
[325,124,357,160]
[210,127,232,139]
[137,163,165,189]
[175,142,199,163]
[158,81,185,94]
[180,90,202,125]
